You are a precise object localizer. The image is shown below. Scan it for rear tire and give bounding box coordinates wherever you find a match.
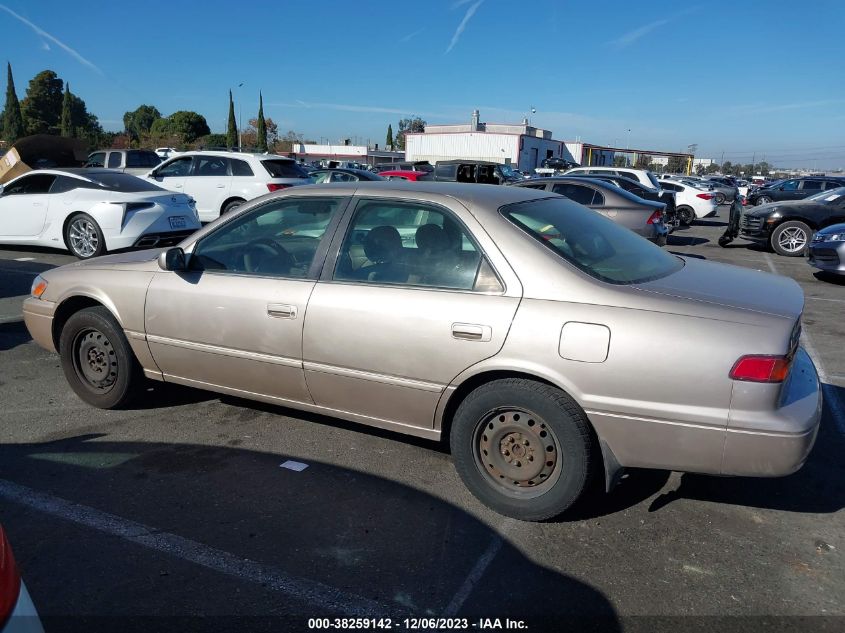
[677,205,696,226]
[59,306,144,409]
[222,199,245,215]
[65,213,107,259]
[450,378,596,521]
[714,193,726,205]
[770,220,812,257]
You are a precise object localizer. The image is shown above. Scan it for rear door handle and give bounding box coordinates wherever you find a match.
[267,303,297,319]
[452,323,491,342]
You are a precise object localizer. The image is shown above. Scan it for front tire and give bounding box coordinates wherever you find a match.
[677,205,696,226]
[59,307,144,409]
[770,220,812,257]
[450,378,596,521]
[756,195,772,205]
[65,213,106,259]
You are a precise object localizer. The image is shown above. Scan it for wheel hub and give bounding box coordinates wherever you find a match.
[75,330,117,390]
[477,409,558,493]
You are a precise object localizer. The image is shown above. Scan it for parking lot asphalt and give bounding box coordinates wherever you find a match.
[1,214,843,632]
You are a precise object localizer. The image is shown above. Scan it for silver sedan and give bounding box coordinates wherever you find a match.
[23,183,821,521]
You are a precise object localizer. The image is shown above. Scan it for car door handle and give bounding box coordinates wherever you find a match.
[32,202,43,206]
[267,303,297,319]
[452,323,491,342]
[216,184,225,188]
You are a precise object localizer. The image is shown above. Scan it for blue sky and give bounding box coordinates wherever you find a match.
[2,0,844,168]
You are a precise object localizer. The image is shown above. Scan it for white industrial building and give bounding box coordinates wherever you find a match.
[405,110,575,172]
[287,143,403,166]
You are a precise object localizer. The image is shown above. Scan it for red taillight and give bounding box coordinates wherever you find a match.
[696,193,713,200]
[647,210,663,224]
[267,183,292,192]
[729,355,792,383]
[0,525,21,628]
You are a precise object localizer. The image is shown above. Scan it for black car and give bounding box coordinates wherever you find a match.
[541,157,579,171]
[739,186,845,256]
[565,173,679,230]
[430,160,519,184]
[808,222,845,276]
[746,177,845,206]
[309,168,386,183]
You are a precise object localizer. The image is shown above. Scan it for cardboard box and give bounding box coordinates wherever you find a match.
[0,135,88,184]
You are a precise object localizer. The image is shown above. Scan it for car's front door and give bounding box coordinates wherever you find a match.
[184,154,232,221]
[0,173,56,237]
[302,197,521,432]
[151,156,192,196]
[144,196,348,403]
[774,179,800,201]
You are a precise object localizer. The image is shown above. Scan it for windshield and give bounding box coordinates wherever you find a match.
[806,187,845,203]
[86,172,166,192]
[501,197,683,284]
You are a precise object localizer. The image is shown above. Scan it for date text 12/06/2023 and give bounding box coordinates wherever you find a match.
[307,617,529,630]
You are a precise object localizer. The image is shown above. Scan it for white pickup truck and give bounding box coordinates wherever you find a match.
[84,149,162,176]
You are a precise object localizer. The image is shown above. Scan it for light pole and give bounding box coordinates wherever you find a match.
[237,82,244,151]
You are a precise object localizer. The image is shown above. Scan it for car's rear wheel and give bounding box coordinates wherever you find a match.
[59,306,144,409]
[65,213,106,259]
[222,199,246,215]
[677,205,696,226]
[756,195,772,205]
[450,378,595,521]
[770,220,812,257]
[714,192,726,205]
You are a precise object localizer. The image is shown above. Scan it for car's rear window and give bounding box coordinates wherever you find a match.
[85,172,166,192]
[261,160,309,178]
[126,151,161,168]
[501,197,683,285]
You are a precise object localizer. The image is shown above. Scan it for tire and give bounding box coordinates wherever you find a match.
[677,205,696,226]
[450,378,596,521]
[65,213,107,259]
[222,199,245,215]
[714,193,726,205]
[756,195,772,205]
[770,220,812,257]
[59,306,144,409]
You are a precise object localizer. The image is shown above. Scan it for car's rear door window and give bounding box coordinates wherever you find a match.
[800,180,822,191]
[502,197,683,285]
[552,183,599,205]
[261,160,309,178]
[230,158,254,177]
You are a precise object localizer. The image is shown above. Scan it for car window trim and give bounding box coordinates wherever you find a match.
[319,195,507,295]
[184,194,353,281]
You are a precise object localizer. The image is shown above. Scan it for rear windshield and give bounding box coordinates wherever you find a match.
[261,160,310,179]
[85,172,166,192]
[501,197,683,285]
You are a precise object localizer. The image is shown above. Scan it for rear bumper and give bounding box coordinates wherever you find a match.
[22,298,56,353]
[721,348,822,476]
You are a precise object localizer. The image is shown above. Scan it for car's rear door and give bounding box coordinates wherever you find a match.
[301,196,521,433]
[144,195,349,403]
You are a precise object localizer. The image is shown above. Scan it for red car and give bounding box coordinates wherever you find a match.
[378,170,430,181]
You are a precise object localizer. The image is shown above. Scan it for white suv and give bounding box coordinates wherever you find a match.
[562,166,661,190]
[146,151,311,222]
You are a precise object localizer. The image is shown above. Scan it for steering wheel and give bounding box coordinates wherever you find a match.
[243,238,294,274]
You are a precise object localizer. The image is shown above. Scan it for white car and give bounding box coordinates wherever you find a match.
[658,178,718,225]
[1,524,44,633]
[0,169,201,259]
[146,151,312,222]
[562,166,662,190]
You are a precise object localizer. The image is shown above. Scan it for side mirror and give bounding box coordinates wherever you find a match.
[158,247,187,271]
[148,170,158,179]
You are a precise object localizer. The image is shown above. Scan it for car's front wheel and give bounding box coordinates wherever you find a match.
[65,213,106,259]
[59,306,144,409]
[450,378,596,521]
[677,205,696,226]
[756,195,772,205]
[770,220,812,257]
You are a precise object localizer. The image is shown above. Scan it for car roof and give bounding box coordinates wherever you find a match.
[171,151,293,160]
[437,159,500,166]
[5,168,117,181]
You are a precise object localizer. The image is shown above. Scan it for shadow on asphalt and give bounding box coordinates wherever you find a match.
[0,435,620,632]
[648,383,845,515]
[813,271,845,286]
[667,235,709,247]
[0,319,31,352]
[693,219,728,228]
[0,259,57,300]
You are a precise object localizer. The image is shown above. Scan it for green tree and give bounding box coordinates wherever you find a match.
[166,111,210,144]
[705,163,720,174]
[60,83,73,137]
[68,92,103,146]
[634,153,651,169]
[394,116,426,150]
[256,91,267,152]
[20,70,64,135]
[721,161,733,174]
[612,154,627,167]
[386,124,393,148]
[197,133,229,149]
[123,104,161,141]
[226,90,237,149]
[667,155,686,173]
[2,62,25,144]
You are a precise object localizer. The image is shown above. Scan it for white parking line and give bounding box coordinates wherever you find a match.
[440,518,515,618]
[0,479,397,618]
[764,253,845,436]
[13,257,35,261]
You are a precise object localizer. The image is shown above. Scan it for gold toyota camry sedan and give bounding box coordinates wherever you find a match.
[23,182,822,521]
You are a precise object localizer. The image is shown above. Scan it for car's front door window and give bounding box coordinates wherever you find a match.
[157,157,193,178]
[781,180,799,191]
[190,197,343,278]
[2,174,57,195]
[333,200,501,292]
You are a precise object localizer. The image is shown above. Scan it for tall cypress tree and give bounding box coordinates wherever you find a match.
[256,91,267,152]
[60,82,73,137]
[386,124,393,148]
[226,90,237,149]
[2,62,25,144]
